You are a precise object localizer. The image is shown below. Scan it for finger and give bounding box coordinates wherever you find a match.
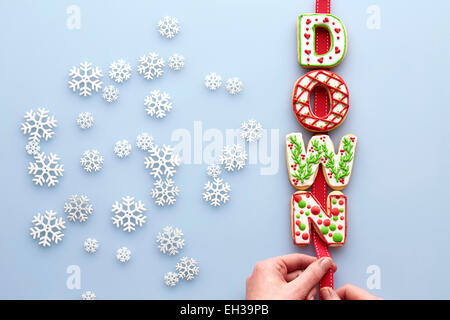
[285,269,303,282]
[335,284,382,300]
[320,287,341,300]
[306,287,317,300]
[278,253,317,273]
[287,257,333,298]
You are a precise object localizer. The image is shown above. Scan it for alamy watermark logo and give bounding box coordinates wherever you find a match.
[66,265,81,290]
[66,5,81,30]
[366,5,381,30]
[366,265,381,290]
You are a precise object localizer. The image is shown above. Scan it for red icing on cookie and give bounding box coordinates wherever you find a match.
[318,57,324,63]
[335,47,341,54]
[311,206,320,215]
[305,50,311,55]
[306,19,311,25]
[304,33,311,39]
[331,208,340,216]
[323,17,329,23]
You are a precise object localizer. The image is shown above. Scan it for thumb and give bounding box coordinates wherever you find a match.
[320,287,341,300]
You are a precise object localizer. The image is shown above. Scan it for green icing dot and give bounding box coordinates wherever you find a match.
[318,214,323,218]
[330,224,336,231]
[296,214,300,219]
[333,216,338,221]
[332,199,337,205]
[300,223,306,231]
[339,208,344,213]
[298,200,306,208]
[320,226,329,235]
[332,233,343,242]
[305,211,310,216]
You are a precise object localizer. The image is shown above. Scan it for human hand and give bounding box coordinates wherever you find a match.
[246,254,336,300]
[320,284,382,300]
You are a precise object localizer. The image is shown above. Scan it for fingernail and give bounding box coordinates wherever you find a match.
[320,257,332,268]
[307,293,315,300]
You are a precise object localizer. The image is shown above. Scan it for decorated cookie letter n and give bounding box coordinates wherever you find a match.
[298,14,347,68]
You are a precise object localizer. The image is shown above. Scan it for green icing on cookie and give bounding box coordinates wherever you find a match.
[332,232,343,242]
[332,199,337,205]
[300,223,306,231]
[320,226,328,235]
[330,224,336,231]
[298,200,307,208]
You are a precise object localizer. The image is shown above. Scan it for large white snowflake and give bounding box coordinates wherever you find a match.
[114,139,131,158]
[152,178,179,207]
[157,16,180,39]
[116,247,131,263]
[64,195,93,223]
[219,144,247,171]
[84,238,99,254]
[25,141,40,156]
[136,132,154,151]
[102,85,119,103]
[68,62,103,97]
[80,150,104,172]
[156,226,185,256]
[240,119,263,142]
[112,196,147,232]
[77,112,94,130]
[144,90,173,119]
[164,272,180,287]
[144,144,180,179]
[28,152,64,187]
[168,53,185,71]
[176,257,200,281]
[81,291,96,300]
[109,59,132,83]
[137,53,165,80]
[206,164,222,178]
[225,77,243,95]
[204,72,222,91]
[203,178,231,207]
[30,210,66,247]
[21,108,57,143]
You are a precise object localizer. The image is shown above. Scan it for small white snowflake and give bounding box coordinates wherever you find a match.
[30,210,66,247]
[64,195,93,223]
[240,119,263,142]
[114,139,131,158]
[109,59,132,83]
[219,144,247,171]
[28,152,64,187]
[203,178,231,207]
[144,90,173,119]
[77,112,94,129]
[152,178,180,207]
[156,226,185,256]
[206,164,222,178]
[116,247,131,263]
[144,144,180,179]
[112,196,147,232]
[21,108,57,143]
[176,257,199,281]
[68,62,103,97]
[25,141,40,156]
[204,72,222,91]
[168,54,185,71]
[164,272,180,287]
[81,291,96,300]
[80,149,104,172]
[157,16,180,39]
[84,238,99,254]
[225,77,243,95]
[102,85,119,103]
[137,53,165,80]
[136,133,154,151]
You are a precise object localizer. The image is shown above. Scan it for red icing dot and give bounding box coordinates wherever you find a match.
[324,219,330,227]
[339,200,344,205]
[307,204,311,209]
[317,219,322,225]
[340,216,344,220]
[329,233,333,237]
[337,36,340,40]
[296,220,300,226]
[311,206,320,215]
[306,194,310,198]
[296,231,300,236]
[293,194,302,203]
[331,208,340,216]
[300,210,304,214]
[338,225,343,230]
[302,233,309,240]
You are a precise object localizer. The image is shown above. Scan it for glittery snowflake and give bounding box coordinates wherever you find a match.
[77,112,94,129]
[136,132,154,151]
[21,108,57,143]
[25,141,40,156]
[157,16,180,39]
[156,226,185,256]
[203,178,231,207]
[176,257,199,281]
[102,85,119,103]
[109,59,132,83]
[168,54,185,71]
[206,164,222,178]
[164,272,180,287]
[240,119,263,142]
[225,77,243,95]
[64,195,93,223]
[137,53,165,80]
[81,291,96,300]
[144,90,173,119]
[204,72,222,91]
[84,238,99,254]
[152,178,179,207]
[30,210,66,247]
[114,139,131,158]
[80,150,104,172]
[116,247,131,263]
[144,144,180,179]
[218,144,247,171]
[28,152,64,187]
[112,196,147,232]
[68,62,103,97]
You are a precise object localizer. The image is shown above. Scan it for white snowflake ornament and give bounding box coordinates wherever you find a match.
[137,53,165,80]
[112,196,147,232]
[156,226,185,256]
[157,16,180,39]
[68,62,103,97]
[84,238,99,254]
[203,178,231,207]
[152,178,179,207]
[25,141,40,156]
[206,164,222,178]
[102,85,119,103]
[144,144,180,179]
[136,133,154,151]
[80,150,104,172]
[77,112,94,130]
[168,54,185,71]
[114,140,131,158]
[64,195,93,223]
[28,152,64,187]
[30,210,66,247]
[21,108,57,143]
[164,272,180,287]
[116,247,131,263]
[176,257,200,281]
[81,291,96,300]
[219,144,247,171]
[240,119,263,142]
[144,90,173,119]
[225,77,243,95]
[204,72,222,91]
[109,59,132,83]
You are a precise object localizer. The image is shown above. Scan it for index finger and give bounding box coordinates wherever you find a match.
[278,253,317,273]
[335,284,382,300]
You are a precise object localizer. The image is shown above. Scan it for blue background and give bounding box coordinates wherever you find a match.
[0,0,449,299]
